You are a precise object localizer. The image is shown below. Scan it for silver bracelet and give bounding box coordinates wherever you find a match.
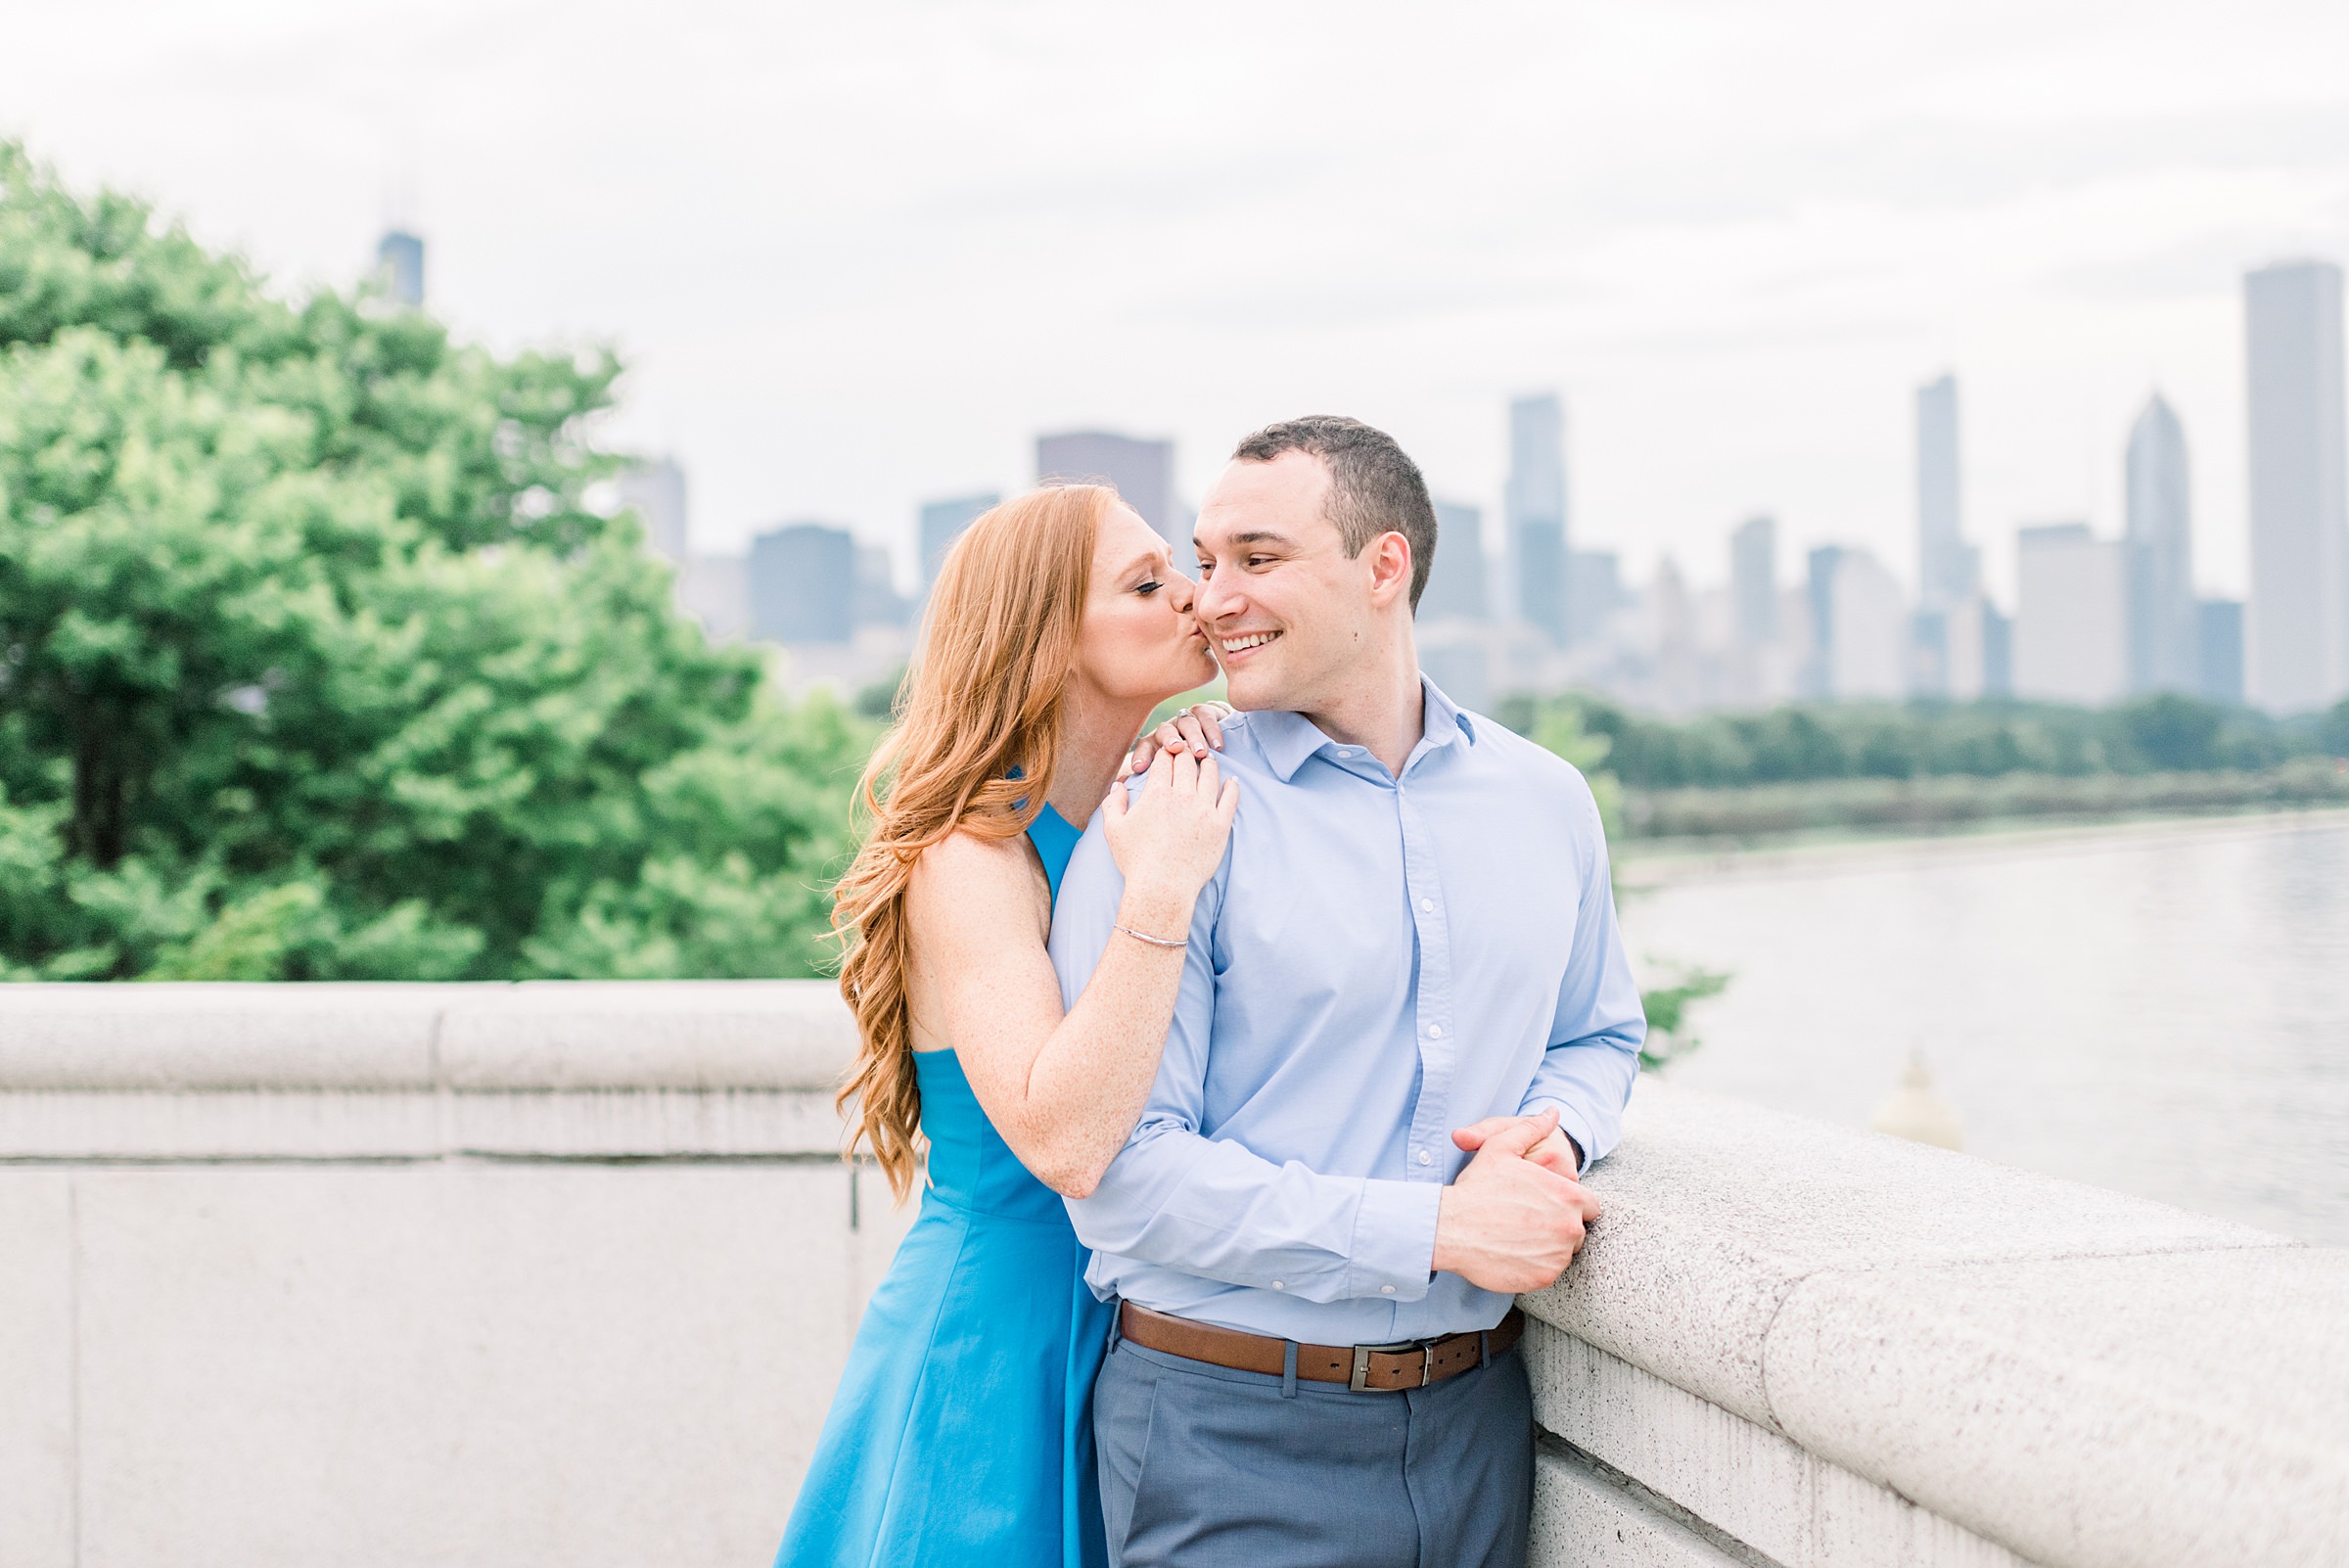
[1115,923,1187,949]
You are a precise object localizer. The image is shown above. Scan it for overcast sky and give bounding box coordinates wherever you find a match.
[8,0,2347,599]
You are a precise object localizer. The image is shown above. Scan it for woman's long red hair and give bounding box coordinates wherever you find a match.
[832,484,1110,1201]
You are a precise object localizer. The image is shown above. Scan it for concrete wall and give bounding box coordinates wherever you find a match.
[0,983,913,1568]
[3,983,2343,1568]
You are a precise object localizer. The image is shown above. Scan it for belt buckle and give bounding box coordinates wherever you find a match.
[1349,1337,1434,1393]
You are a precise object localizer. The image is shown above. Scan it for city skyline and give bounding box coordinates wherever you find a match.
[7,0,2345,610]
[236,220,2349,714]
[651,255,2339,714]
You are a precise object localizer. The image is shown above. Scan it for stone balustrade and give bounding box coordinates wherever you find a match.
[1,982,2341,1567]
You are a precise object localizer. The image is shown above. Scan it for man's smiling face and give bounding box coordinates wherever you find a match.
[1191,449,1382,714]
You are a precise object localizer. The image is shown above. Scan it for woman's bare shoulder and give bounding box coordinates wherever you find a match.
[906,828,1049,924]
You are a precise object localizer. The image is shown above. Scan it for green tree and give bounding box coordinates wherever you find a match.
[2320,698,2349,761]
[1508,689,2333,793]
[2114,692,2223,772]
[0,144,865,981]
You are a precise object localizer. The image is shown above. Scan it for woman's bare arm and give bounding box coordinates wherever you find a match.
[904,751,1234,1198]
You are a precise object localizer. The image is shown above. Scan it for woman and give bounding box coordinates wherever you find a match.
[776,484,1235,1568]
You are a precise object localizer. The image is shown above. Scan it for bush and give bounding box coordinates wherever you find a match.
[1504,689,2335,792]
[0,144,866,980]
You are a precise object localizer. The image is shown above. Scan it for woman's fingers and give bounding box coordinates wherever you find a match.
[1130,705,1229,776]
[1168,740,1201,793]
[1135,735,1230,808]
[1216,777,1240,826]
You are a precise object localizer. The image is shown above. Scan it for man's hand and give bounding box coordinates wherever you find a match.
[1452,1112,1584,1180]
[1430,1108,1602,1294]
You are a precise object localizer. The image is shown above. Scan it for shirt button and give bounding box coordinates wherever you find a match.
[1420,898,1434,912]
[1416,1149,1432,1166]
[1426,1023,1443,1038]
[1381,1285,1397,1295]
[1272,1280,1285,1290]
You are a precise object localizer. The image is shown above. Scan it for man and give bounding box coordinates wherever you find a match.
[1048,416,1644,1567]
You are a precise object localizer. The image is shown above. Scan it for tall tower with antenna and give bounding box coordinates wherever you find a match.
[376,157,424,307]
[376,230,424,307]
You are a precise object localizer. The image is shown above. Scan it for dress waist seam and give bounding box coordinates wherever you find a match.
[921,1182,1081,1228]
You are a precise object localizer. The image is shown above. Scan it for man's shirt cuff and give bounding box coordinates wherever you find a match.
[1344,1177,1443,1302]
[1520,1095,1594,1176]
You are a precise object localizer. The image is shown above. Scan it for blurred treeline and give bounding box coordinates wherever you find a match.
[1498,690,2349,788]
[0,145,868,981]
[1500,690,2349,840]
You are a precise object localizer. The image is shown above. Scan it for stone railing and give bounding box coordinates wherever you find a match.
[2,983,2342,1568]
[1518,1090,2346,1568]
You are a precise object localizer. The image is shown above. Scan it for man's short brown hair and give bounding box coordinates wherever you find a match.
[1230,416,1439,610]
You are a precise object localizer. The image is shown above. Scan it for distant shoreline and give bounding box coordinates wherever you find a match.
[1616,800,2349,888]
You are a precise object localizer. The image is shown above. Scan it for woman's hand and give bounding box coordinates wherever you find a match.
[1102,745,1240,906]
[1119,702,1233,781]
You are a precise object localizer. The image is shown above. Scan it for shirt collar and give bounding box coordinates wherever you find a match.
[1243,674,1480,784]
[1417,675,1478,757]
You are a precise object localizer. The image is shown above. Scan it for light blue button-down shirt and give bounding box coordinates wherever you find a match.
[1048,678,1644,1344]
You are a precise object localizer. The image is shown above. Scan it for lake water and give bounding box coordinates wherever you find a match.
[1620,811,2349,1245]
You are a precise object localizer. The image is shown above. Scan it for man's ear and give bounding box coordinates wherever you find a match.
[1366,531,1413,609]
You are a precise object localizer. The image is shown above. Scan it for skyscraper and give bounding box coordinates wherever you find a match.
[1908,608,1949,698]
[2015,524,2128,706]
[1418,500,1487,622]
[1802,544,1842,700]
[1729,516,1777,647]
[2198,599,2246,707]
[1036,433,1181,555]
[918,493,998,592]
[1943,596,2005,701]
[1983,606,2014,698]
[1915,374,1978,608]
[376,229,424,307]
[749,523,856,645]
[2244,259,2349,711]
[1506,394,1568,642]
[1565,549,1623,647]
[617,457,688,565]
[2123,393,2197,695]
[1827,550,1907,700]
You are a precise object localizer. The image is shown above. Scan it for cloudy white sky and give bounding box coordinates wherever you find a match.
[7,0,2347,600]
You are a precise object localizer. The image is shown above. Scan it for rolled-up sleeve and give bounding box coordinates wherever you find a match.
[1049,825,1443,1302]
[1516,774,1645,1167]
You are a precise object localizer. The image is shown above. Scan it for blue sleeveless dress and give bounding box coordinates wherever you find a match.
[777,806,1111,1568]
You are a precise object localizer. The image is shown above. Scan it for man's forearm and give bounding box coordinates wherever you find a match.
[1071,1128,1444,1304]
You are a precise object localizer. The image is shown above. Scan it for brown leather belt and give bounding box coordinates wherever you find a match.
[1118,1302,1524,1393]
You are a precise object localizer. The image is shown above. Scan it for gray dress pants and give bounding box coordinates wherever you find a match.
[1092,1332,1533,1567]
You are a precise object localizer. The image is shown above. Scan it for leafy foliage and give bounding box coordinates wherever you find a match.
[0,143,866,981]
[1498,689,2349,791]
[1632,966,1729,1073]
